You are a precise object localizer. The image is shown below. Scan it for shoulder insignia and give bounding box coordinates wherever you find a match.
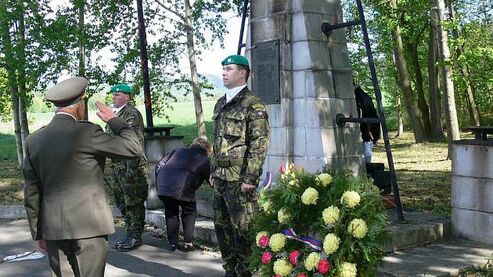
[252,103,264,110]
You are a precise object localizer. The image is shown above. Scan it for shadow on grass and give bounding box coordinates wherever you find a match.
[396,169,451,217]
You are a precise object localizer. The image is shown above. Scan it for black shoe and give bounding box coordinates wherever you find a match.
[114,234,131,248]
[178,242,194,252]
[116,236,142,252]
[169,244,177,251]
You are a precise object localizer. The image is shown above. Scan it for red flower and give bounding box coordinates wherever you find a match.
[259,235,269,248]
[274,275,281,277]
[297,273,307,277]
[317,258,331,274]
[279,165,286,173]
[261,251,273,265]
[289,250,300,266]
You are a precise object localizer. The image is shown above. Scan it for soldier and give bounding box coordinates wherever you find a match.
[106,83,149,252]
[212,55,270,277]
[23,77,142,276]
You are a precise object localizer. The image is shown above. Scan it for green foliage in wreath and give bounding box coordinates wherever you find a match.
[248,164,390,277]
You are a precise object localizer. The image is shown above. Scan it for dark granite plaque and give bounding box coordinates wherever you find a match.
[252,40,280,104]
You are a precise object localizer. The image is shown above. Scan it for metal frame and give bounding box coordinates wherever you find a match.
[324,0,404,221]
[237,0,250,55]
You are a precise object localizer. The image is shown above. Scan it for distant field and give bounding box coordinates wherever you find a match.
[0,100,217,145]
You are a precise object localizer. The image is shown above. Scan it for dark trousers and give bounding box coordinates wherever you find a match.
[212,179,258,277]
[159,196,197,245]
[46,235,108,277]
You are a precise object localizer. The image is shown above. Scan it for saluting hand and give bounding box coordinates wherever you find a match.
[95,101,116,122]
[37,239,47,253]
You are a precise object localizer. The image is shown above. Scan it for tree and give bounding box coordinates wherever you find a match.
[152,0,241,138]
[428,0,445,141]
[435,0,460,157]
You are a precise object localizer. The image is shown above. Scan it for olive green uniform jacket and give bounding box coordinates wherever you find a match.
[23,114,142,241]
[211,87,269,185]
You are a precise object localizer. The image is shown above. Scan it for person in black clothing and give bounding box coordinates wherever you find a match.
[354,86,381,163]
[155,138,212,252]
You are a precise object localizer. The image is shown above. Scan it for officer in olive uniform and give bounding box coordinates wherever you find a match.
[105,83,149,251]
[23,77,142,276]
[212,55,270,277]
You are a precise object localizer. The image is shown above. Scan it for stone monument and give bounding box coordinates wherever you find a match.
[247,0,364,181]
[452,136,493,244]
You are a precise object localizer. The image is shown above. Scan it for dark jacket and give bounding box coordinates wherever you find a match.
[23,114,142,240]
[355,86,381,143]
[155,145,211,202]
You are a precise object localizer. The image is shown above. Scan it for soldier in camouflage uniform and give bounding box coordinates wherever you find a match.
[106,83,148,252]
[212,55,270,277]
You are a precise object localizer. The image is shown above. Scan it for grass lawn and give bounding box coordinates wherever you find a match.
[0,102,460,217]
[372,132,454,216]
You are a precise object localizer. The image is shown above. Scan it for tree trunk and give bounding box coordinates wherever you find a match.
[389,0,425,143]
[77,0,88,119]
[184,0,207,139]
[435,0,460,157]
[396,97,404,137]
[136,0,153,127]
[10,84,23,168]
[428,3,445,142]
[408,42,431,139]
[0,2,23,167]
[391,23,425,142]
[448,0,480,126]
[16,1,29,160]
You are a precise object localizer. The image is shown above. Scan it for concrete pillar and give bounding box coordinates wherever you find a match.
[248,0,364,181]
[451,141,493,244]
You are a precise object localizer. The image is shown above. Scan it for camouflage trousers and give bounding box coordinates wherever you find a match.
[213,179,259,277]
[108,162,148,237]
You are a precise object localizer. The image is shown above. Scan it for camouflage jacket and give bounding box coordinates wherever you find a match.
[211,87,269,185]
[106,103,147,176]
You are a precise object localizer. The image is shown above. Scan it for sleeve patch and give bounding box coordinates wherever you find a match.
[252,103,264,110]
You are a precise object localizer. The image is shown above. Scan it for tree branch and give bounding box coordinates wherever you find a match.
[154,0,186,23]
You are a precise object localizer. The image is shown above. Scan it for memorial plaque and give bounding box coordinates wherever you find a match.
[252,40,280,104]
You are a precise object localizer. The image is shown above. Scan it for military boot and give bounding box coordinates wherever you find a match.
[224,272,237,277]
[114,234,131,248]
[116,234,142,252]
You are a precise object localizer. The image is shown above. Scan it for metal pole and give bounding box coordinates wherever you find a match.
[237,0,249,55]
[136,0,153,127]
[355,0,404,221]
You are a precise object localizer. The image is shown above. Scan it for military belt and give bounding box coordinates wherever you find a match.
[216,158,244,167]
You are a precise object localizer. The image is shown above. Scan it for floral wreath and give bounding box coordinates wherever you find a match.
[249,164,389,277]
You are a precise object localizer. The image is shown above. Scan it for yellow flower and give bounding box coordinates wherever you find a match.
[269,233,286,252]
[323,233,340,254]
[304,252,321,271]
[277,208,290,223]
[317,173,333,187]
[340,191,361,208]
[288,179,298,188]
[338,262,357,277]
[262,200,272,214]
[348,218,368,239]
[301,187,319,205]
[273,259,293,276]
[322,205,340,225]
[256,231,268,247]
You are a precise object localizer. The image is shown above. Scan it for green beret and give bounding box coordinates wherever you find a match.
[45,77,88,107]
[111,83,132,94]
[221,55,249,67]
